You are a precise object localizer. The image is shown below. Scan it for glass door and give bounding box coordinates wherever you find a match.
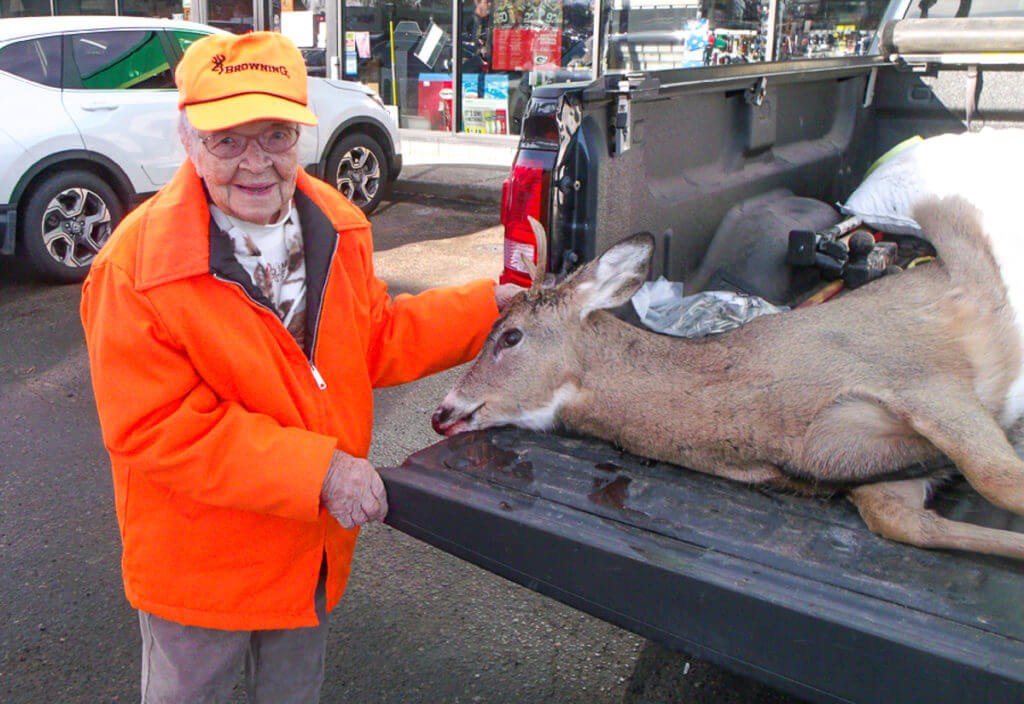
[207,0,256,32]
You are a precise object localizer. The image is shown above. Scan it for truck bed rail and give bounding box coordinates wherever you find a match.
[881,18,1024,66]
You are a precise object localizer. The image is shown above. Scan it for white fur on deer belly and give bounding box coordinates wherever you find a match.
[981,202,1024,427]
[998,310,1024,429]
[516,382,579,430]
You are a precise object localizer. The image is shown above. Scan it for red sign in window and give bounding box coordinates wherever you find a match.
[492,27,561,71]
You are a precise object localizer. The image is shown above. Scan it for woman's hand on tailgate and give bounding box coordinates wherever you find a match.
[320,451,388,529]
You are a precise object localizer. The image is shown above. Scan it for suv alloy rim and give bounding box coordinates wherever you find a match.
[335,145,381,209]
[40,186,112,268]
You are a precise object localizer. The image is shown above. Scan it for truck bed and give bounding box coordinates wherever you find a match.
[380,426,1024,704]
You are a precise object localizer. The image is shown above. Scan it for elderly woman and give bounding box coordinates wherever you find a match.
[81,31,519,703]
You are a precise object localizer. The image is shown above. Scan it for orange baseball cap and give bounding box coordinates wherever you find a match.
[176,31,318,131]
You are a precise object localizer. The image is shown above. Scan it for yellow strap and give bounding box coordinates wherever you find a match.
[864,136,924,179]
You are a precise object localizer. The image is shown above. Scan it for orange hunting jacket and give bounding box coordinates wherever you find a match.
[80,161,498,630]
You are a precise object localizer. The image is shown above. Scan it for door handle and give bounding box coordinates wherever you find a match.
[81,102,118,111]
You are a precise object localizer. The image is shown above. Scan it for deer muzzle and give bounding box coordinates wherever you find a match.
[431,396,485,436]
[431,405,455,435]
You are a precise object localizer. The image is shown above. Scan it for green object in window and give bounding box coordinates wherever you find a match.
[76,31,172,90]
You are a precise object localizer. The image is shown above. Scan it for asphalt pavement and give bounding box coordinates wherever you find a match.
[391,163,507,206]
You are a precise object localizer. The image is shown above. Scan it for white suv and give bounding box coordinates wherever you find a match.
[0,16,402,282]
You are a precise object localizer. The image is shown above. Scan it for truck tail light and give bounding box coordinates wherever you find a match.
[500,155,548,287]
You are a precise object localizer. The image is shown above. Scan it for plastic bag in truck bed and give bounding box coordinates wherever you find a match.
[632,277,788,338]
[840,128,1024,236]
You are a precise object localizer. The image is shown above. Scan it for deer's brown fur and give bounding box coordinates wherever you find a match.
[433,197,1024,559]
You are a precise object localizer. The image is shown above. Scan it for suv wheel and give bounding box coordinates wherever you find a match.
[325,133,389,215]
[22,170,123,283]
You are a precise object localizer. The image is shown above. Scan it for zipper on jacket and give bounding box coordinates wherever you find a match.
[309,362,327,390]
[305,237,339,366]
[211,271,329,391]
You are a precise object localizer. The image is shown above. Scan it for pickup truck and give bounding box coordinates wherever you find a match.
[379,11,1024,704]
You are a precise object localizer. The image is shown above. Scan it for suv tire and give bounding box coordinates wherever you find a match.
[325,133,389,215]
[22,169,123,283]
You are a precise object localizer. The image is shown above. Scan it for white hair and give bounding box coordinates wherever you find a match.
[178,110,201,161]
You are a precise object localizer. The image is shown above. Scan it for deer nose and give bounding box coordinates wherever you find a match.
[431,406,452,435]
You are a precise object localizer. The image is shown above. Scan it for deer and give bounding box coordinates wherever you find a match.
[432,196,1024,559]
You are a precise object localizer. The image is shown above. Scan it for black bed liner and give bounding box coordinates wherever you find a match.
[380,427,1024,704]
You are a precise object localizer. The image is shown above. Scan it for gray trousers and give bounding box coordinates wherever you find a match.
[138,565,329,704]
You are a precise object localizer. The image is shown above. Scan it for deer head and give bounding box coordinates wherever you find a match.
[432,219,654,436]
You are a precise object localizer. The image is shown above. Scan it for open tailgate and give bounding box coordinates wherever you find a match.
[380,426,1024,704]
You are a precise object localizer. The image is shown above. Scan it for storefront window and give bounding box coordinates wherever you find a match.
[604,0,887,71]
[408,19,455,130]
[0,0,52,17]
[460,0,592,134]
[774,0,888,59]
[343,0,453,131]
[54,0,116,14]
[336,0,889,134]
[120,0,185,18]
[282,0,328,77]
[343,3,388,100]
[208,0,256,32]
[460,0,512,134]
[341,0,589,134]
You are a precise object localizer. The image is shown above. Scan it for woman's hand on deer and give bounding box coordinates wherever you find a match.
[494,283,526,311]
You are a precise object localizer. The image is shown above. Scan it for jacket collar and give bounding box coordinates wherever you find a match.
[206,186,338,359]
[134,161,338,292]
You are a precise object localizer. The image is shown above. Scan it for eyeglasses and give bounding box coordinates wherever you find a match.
[199,125,300,159]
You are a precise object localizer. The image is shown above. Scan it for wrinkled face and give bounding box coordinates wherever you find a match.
[184,118,300,225]
[432,289,581,436]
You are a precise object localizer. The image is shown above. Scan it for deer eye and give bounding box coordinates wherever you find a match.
[496,328,523,351]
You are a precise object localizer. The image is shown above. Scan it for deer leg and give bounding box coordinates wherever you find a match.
[849,479,1024,560]
[889,387,1024,515]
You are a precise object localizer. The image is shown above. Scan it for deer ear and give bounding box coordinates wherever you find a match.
[574,233,654,319]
